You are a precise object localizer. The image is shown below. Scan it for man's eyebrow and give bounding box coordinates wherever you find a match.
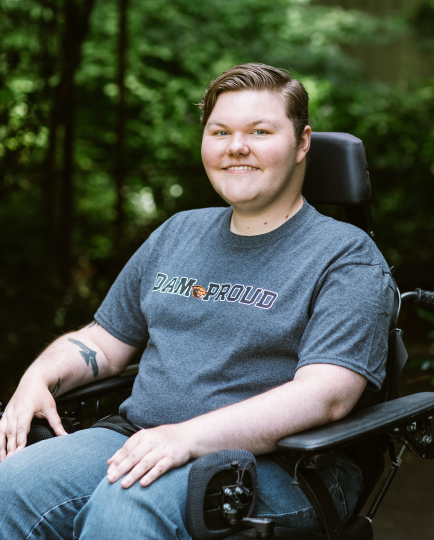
[247,119,278,128]
[207,119,278,129]
[207,122,228,128]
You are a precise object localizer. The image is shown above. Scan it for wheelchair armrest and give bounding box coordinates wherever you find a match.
[276,392,434,454]
[55,364,139,405]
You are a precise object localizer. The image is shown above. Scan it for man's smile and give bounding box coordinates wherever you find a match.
[223,165,260,171]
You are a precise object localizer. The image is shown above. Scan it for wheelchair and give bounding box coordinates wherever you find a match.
[5,133,434,540]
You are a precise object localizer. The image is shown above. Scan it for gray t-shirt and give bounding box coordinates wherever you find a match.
[95,201,396,429]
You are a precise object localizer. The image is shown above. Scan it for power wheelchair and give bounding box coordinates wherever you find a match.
[4,133,434,540]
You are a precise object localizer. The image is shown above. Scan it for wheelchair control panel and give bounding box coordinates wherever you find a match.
[202,460,274,539]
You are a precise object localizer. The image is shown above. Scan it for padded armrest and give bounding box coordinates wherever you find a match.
[55,364,139,405]
[276,393,434,454]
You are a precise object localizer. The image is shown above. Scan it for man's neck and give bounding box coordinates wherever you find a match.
[230,193,304,236]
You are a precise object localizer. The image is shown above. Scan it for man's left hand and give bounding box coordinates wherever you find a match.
[106,424,192,488]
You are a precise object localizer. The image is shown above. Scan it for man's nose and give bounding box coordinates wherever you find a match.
[226,134,249,156]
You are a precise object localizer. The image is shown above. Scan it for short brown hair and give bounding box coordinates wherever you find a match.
[199,63,309,143]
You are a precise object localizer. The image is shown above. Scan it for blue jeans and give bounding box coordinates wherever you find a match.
[0,428,362,539]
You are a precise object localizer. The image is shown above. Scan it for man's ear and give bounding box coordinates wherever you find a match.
[296,126,311,164]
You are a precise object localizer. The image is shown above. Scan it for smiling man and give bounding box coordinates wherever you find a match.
[0,64,395,540]
[202,89,305,234]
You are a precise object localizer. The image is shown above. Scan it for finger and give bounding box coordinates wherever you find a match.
[140,456,173,487]
[120,450,163,488]
[107,440,150,483]
[107,435,141,469]
[15,411,34,452]
[44,407,68,436]
[6,417,18,456]
[0,417,8,461]
[107,447,145,483]
[106,437,136,465]
[107,445,130,468]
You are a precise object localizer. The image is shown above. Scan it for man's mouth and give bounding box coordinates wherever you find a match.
[224,166,259,171]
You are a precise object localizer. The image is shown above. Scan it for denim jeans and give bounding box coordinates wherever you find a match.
[0,428,362,540]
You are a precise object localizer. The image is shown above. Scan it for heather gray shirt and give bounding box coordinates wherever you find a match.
[95,201,396,429]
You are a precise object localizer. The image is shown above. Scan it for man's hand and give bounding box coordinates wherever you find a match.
[0,378,67,462]
[0,323,139,464]
[106,424,192,488]
[106,364,367,489]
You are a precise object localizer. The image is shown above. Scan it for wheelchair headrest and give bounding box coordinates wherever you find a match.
[302,133,371,205]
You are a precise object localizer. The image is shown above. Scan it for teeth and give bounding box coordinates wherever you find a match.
[227,166,257,170]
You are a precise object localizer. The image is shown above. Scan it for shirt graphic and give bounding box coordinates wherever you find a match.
[153,272,278,310]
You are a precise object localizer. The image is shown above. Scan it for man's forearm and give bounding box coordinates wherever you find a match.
[184,364,367,458]
[105,364,367,489]
[0,322,138,460]
[22,326,116,397]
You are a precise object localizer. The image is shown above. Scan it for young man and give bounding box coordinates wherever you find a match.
[0,64,395,539]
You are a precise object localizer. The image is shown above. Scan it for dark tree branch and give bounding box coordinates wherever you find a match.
[113,0,129,276]
[40,0,96,283]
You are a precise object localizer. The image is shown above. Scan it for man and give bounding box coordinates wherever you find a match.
[0,64,395,539]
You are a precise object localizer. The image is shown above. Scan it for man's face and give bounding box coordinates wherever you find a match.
[201,90,309,214]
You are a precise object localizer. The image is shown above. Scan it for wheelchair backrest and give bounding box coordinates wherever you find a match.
[303,133,406,515]
[303,132,400,405]
[303,133,374,236]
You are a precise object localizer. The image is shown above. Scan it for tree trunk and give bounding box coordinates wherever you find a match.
[113,0,128,277]
[41,0,96,285]
[60,90,74,285]
[59,0,76,285]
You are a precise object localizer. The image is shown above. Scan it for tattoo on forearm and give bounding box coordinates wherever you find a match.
[88,321,99,329]
[68,338,99,378]
[51,378,60,397]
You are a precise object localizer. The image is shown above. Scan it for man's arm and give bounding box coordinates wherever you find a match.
[0,322,139,461]
[106,363,366,489]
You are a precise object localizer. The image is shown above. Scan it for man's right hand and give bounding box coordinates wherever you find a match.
[0,323,138,463]
[0,378,67,462]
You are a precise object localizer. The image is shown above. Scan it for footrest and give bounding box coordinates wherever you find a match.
[226,517,372,539]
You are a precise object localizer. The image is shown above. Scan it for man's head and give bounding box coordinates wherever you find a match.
[199,63,309,145]
[200,63,311,222]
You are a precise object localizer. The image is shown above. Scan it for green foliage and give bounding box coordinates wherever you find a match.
[0,0,433,403]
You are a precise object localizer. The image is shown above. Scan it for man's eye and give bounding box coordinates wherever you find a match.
[253,129,267,135]
[215,131,228,136]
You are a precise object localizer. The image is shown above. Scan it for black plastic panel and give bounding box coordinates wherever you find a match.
[55,373,137,404]
[276,393,434,453]
[303,133,371,205]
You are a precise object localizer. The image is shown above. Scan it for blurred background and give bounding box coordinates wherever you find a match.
[1,0,434,408]
[0,0,434,536]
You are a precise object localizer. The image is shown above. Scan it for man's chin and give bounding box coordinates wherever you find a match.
[229,198,269,215]
[215,186,272,214]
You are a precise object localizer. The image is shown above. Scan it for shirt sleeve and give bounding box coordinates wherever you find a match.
[296,263,396,390]
[94,246,149,347]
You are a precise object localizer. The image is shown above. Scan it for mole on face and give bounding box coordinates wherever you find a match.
[285,215,289,219]
[264,222,267,225]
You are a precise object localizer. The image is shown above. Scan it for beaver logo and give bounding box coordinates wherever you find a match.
[191,285,207,299]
